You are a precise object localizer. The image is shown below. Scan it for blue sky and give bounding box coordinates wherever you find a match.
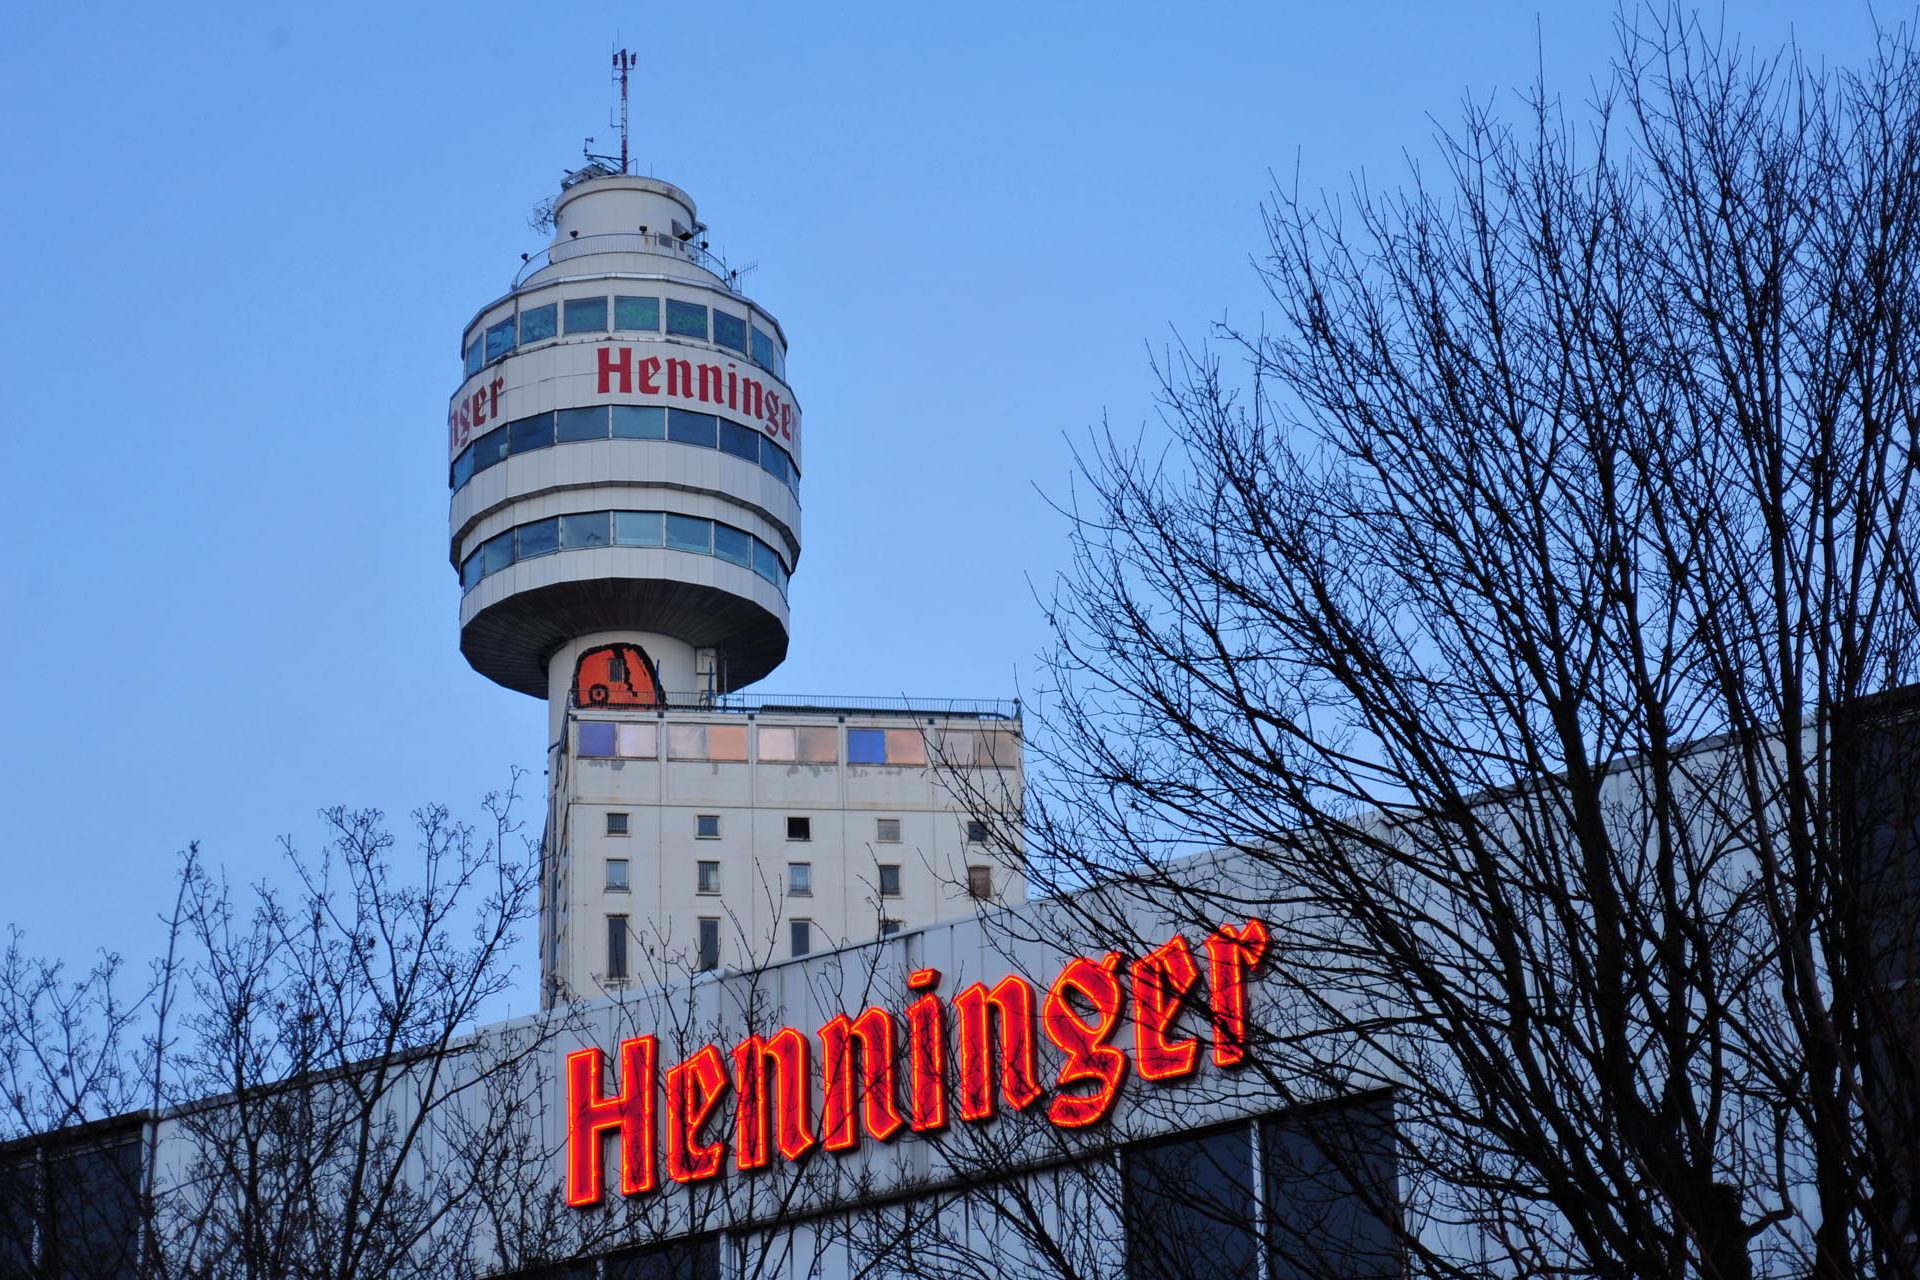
[0,2,1882,1001]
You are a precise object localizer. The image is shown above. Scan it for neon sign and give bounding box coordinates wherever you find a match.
[564,918,1270,1207]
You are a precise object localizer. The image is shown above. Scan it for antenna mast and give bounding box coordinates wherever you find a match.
[612,49,636,176]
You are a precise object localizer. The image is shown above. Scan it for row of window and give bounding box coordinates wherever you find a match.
[602,812,992,846]
[577,720,1020,767]
[604,907,919,978]
[603,858,966,903]
[450,404,800,498]
[459,509,790,596]
[467,292,786,381]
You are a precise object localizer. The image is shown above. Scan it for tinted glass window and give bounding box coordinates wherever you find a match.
[1126,1125,1257,1280]
[564,296,608,334]
[713,309,747,353]
[517,517,559,558]
[668,409,717,447]
[847,728,886,765]
[482,531,515,574]
[751,325,775,371]
[666,299,708,340]
[465,338,482,376]
[561,512,610,548]
[485,316,515,362]
[791,920,811,957]
[579,722,616,757]
[665,514,712,553]
[616,295,660,331]
[1264,1097,1401,1280]
[451,444,475,490]
[508,412,553,455]
[613,405,666,439]
[879,864,901,896]
[520,303,557,344]
[473,424,509,472]
[697,918,720,971]
[718,419,760,461]
[758,444,788,484]
[461,549,483,591]
[752,540,780,583]
[607,916,628,980]
[713,523,751,566]
[556,405,609,442]
[614,511,663,546]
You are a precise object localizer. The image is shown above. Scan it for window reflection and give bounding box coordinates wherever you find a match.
[519,304,557,344]
[564,296,608,334]
[713,309,747,353]
[484,317,515,363]
[615,296,660,331]
[666,299,708,340]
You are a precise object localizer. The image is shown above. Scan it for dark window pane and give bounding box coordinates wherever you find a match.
[791,920,811,957]
[757,443,788,484]
[464,338,482,376]
[517,517,559,558]
[668,409,718,447]
[616,295,660,331]
[461,550,483,591]
[614,511,663,546]
[697,918,720,971]
[1264,1098,1401,1280]
[879,864,901,896]
[665,514,711,553]
[485,316,515,362]
[667,299,708,340]
[452,444,475,490]
[607,916,628,980]
[1126,1126,1256,1280]
[718,419,760,461]
[482,531,515,574]
[556,406,609,442]
[564,296,608,334]
[713,523,751,566]
[603,1235,721,1280]
[751,325,775,371]
[473,425,509,472]
[520,303,557,344]
[561,512,610,548]
[847,728,886,765]
[713,309,747,353]
[508,413,553,455]
[613,405,666,439]
[751,540,780,583]
[579,722,616,757]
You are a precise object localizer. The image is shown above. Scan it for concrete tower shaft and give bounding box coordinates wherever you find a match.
[447,172,802,700]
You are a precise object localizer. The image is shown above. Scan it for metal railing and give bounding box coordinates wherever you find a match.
[568,691,1020,721]
[514,232,736,289]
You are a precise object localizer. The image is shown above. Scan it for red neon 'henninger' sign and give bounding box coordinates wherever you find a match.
[564,918,1270,1207]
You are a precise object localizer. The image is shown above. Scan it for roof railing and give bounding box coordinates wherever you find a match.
[568,692,1021,720]
[515,232,738,289]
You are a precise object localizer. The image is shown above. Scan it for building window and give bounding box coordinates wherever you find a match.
[879,864,902,897]
[788,862,812,897]
[697,860,721,895]
[519,302,557,344]
[966,819,989,844]
[968,865,993,900]
[563,295,608,334]
[1125,1124,1257,1280]
[615,295,660,331]
[666,298,709,340]
[1262,1095,1401,1278]
[876,817,901,843]
[606,812,629,837]
[696,814,720,839]
[791,919,811,958]
[697,917,720,972]
[606,859,629,892]
[606,916,629,982]
[880,918,903,938]
[787,815,811,841]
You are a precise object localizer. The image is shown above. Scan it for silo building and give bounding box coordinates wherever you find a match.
[445,166,1024,1006]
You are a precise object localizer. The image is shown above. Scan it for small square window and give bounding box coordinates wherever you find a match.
[697,860,721,895]
[879,864,901,898]
[606,812,629,837]
[578,722,615,757]
[788,862,812,897]
[876,817,901,843]
[880,918,903,938]
[787,816,811,842]
[605,859,629,891]
[968,865,994,900]
[966,819,989,844]
[696,814,720,839]
[791,919,812,958]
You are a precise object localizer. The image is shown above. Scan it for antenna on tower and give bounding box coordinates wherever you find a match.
[612,48,637,176]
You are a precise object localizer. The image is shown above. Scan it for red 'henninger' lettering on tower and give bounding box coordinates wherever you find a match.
[561,918,1269,1207]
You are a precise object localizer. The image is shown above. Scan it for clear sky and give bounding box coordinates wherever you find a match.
[0,2,1883,1004]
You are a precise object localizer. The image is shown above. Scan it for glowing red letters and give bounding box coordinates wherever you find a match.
[563,918,1267,1207]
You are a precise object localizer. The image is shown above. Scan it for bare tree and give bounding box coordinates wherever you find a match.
[1011,11,1920,1280]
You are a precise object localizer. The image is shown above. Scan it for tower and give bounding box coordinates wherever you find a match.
[449,142,1023,1007]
